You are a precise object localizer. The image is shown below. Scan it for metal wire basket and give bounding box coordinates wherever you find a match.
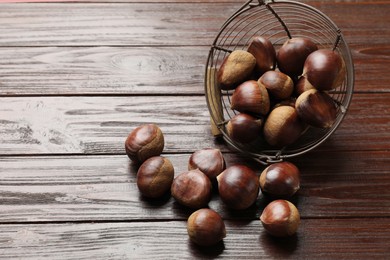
[205,0,354,165]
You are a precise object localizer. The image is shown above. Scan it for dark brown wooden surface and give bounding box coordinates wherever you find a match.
[0,0,389,259]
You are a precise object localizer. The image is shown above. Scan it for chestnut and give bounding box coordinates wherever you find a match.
[217,50,257,90]
[273,98,296,109]
[260,199,300,237]
[247,36,276,75]
[263,106,306,147]
[259,161,300,198]
[226,113,263,144]
[231,80,270,116]
[217,165,259,210]
[137,156,174,198]
[171,169,212,209]
[188,148,226,180]
[187,208,226,246]
[303,49,346,91]
[277,37,318,77]
[295,89,337,128]
[125,124,164,164]
[258,71,294,100]
[295,76,315,95]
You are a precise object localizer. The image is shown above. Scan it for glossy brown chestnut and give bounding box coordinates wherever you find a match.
[247,36,276,75]
[171,169,212,209]
[259,161,300,198]
[187,208,226,246]
[217,50,257,90]
[303,49,346,91]
[260,200,300,237]
[295,76,315,95]
[295,89,337,128]
[258,70,294,100]
[226,113,263,144]
[125,124,164,164]
[277,37,318,77]
[137,156,174,198]
[263,106,306,147]
[217,165,259,210]
[188,148,226,179]
[231,80,270,116]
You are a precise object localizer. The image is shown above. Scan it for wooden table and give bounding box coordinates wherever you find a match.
[0,0,389,259]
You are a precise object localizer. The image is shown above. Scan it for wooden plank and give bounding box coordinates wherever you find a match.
[0,150,389,222]
[0,2,388,47]
[0,219,389,259]
[0,94,389,155]
[3,0,384,3]
[0,46,208,95]
[0,45,388,95]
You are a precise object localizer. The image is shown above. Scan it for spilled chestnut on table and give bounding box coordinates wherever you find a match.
[188,148,226,180]
[171,169,212,209]
[136,156,174,199]
[259,161,300,198]
[260,199,300,237]
[217,165,260,210]
[187,208,226,246]
[125,124,164,164]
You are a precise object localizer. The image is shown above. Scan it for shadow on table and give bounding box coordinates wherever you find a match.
[259,232,299,258]
[188,239,225,258]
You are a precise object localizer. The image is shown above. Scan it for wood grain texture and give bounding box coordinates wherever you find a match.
[0,47,207,95]
[0,45,388,95]
[3,0,384,3]
[0,1,389,259]
[0,219,389,259]
[0,150,389,222]
[0,94,389,155]
[0,2,388,46]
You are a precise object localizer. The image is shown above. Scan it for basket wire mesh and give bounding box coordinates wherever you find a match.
[205,0,354,165]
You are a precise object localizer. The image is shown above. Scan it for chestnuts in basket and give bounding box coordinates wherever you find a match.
[231,80,270,116]
[263,105,306,147]
[247,36,276,76]
[217,50,256,90]
[226,113,263,144]
[277,37,318,78]
[294,76,315,95]
[258,70,294,100]
[303,49,346,91]
[214,34,346,148]
[296,89,337,128]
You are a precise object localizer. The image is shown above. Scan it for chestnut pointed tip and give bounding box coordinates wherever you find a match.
[188,148,226,179]
[296,89,338,128]
[247,36,277,75]
[226,113,263,144]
